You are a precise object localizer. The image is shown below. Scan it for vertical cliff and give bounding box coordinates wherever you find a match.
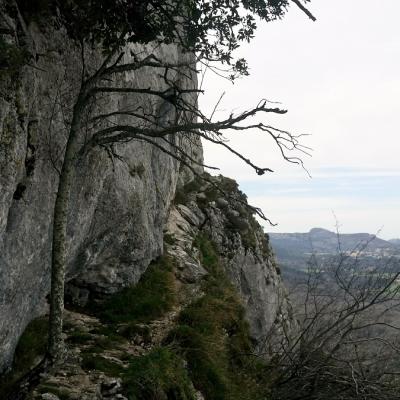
[0,12,202,373]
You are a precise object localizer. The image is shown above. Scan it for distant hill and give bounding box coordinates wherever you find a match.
[269,228,397,256]
[268,228,400,285]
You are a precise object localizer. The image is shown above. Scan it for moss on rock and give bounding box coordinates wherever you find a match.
[167,234,272,400]
[94,255,176,325]
[0,317,48,398]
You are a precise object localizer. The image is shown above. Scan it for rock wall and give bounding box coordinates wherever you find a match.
[167,175,296,352]
[0,14,201,372]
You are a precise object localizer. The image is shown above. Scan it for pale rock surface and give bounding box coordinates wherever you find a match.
[0,15,201,372]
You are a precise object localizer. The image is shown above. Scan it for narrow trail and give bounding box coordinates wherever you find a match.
[27,205,206,400]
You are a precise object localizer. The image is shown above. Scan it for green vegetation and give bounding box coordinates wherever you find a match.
[79,233,272,400]
[0,38,28,78]
[72,254,195,399]
[123,347,194,400]
[95,255,176,325]
[81,353,124,376]
[118,323,152,343]
[194,233,220,275]
[173,173,243,207]
[163,232,177,246]
[0,237,272,400]
[174,176,204,205]
[177,173,270,255]
[206,175,240,202]
[12,317,48,371]
[168,233,271,400]
[0,317,48,398]
[65,329,92,345]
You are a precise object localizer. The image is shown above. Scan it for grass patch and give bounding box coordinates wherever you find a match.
[74,255,179,380]
[118,323,152,344]
[194,233,220,275]
[65,329,92,345]
[93,328,126,348]
[123,347,195,400]
[95,255,176,325]
[81,353,124,376]
[168,325,228,399]
[0,317,48,398]
[177,174,267,255]
[164,232,177,245]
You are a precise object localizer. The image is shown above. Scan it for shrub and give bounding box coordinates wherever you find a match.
[97,255,176,325]
[123,347,195,400]
[81,353,124,376]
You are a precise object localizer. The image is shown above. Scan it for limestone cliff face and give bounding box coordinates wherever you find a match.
[0,16,201,372]
[0,14,292,375]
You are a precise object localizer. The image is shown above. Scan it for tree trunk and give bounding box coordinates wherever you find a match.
[47,100,84,362]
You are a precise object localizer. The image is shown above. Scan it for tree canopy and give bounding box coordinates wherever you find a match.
[15,0,314,76]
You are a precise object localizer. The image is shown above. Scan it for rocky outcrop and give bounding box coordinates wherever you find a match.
[167,175,296,352]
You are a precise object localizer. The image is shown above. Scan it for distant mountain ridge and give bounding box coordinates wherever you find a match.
[268,228,400,285]
[269,228,397,256]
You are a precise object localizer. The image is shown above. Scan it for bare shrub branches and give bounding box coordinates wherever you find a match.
[268,234,400,399]
[61,48,310,222]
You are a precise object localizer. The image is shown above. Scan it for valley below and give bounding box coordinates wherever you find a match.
[269,227,400,288]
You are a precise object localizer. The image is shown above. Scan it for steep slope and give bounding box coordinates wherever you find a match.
[170,175,295,351]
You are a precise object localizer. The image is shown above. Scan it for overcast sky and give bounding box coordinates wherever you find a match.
[199,0,400,239]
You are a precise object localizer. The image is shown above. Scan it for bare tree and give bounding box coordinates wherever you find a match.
[47,43,311,362]
[268,234,400,399]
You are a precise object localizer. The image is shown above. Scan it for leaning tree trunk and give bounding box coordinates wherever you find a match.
[47,99,85,362]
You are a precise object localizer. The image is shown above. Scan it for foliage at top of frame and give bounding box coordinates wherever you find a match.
[13,0,306,77]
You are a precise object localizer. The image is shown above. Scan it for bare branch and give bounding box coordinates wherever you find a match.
[291,0,317,22]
